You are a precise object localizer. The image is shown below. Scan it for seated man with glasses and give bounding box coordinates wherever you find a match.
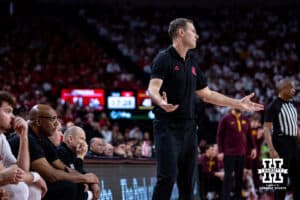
[9,104,99,200]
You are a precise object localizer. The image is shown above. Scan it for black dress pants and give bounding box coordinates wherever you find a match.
[152,119,198,200]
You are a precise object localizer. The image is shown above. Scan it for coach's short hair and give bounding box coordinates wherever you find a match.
[168,18,194,40]
[0,91,15,107]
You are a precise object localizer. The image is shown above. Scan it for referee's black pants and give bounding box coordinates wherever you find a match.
[295,144,300,200]
[152,119,198,200]
[272,136,298,200]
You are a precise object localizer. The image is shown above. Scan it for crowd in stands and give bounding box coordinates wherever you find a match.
[1,7,299,141]
[56,120,154,160]
[0,15,143,113]
[0,14,153,161]
[85,7,300,121]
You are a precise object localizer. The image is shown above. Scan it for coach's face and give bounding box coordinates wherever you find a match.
[182,22,199,49]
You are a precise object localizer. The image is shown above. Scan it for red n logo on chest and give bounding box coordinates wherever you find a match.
[191,66,197,76]
[174,65,180,71]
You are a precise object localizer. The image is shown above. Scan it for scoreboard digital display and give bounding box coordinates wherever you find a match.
[107,90,136,110]
[61,88,155,120]
[61,89,105,110]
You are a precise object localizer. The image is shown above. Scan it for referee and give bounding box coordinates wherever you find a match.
[264,78,299,200]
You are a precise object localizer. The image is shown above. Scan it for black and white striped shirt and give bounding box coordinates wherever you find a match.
[264,97,298,137]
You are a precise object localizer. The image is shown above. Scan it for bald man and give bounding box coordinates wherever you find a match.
[57,126,100,200]
[8,104,99,200]
[264,79,299,200]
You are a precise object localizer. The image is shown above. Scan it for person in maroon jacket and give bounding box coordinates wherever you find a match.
[199,144,223,199]
[217,109,257,200]
[247,113,264,189]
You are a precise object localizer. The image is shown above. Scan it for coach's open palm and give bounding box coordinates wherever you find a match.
[239,93,264,112]
[159,91,179,112]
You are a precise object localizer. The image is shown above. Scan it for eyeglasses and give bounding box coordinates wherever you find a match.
[38,115,58,122]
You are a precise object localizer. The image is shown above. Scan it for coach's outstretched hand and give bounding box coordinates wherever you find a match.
[159,91,179,112]
[239,93,264,112]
